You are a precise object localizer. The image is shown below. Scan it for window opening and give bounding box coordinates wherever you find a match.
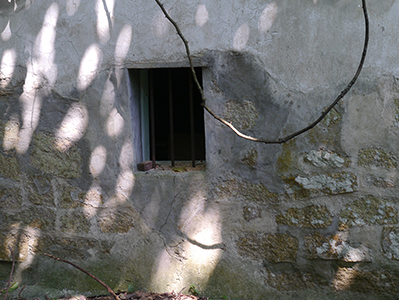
[132,67,205,169]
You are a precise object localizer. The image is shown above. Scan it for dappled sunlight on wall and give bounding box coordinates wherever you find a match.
[106,107,124,138]
[84,186,104,218]
[1,20,12,40]
[4,223,41,285]
[90,145,107,178]
[96,0,115,44]
[151,190,223,292]
[17,91,41,154]
[13,3,59,154]
[154,11,171,37]
[258,2,278,33]
[0,49,16,87]
[55,102,89,151]
[232,2,278,50]
[333,267,358,291]
[77,43,102,90]
[233,23,249,50]
[100,78,116,117]
[66,0,81,16]
[195,4,209,27]
[115,169,135,199]
[3,114,19,151]
[115,24,132,65]
[33,2,59,85]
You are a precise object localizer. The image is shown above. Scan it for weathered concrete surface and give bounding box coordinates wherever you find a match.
[1,0,399,299]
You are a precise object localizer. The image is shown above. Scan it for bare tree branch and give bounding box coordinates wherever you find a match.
[44,253,119,300]
[2,249,15,300]
[154,0,369,144]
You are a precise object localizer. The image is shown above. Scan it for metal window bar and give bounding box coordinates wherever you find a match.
[189,70,196,167]
[149,70,156,169]
[168,69,175,167]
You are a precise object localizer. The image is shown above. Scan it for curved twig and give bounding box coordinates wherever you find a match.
[154,0,369,144]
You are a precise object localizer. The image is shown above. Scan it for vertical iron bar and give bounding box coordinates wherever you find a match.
[149,70,156,169]
[168,69,175,167]
[189,70,196,167]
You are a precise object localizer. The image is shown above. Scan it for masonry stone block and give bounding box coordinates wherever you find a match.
[58,184,86,209]
[243,205,262,222]
[27,176,54,206]
[266,270,328,291]
[0,187,22,210]
[358,147,397,169]
[276,205,332,228]
[382,227,399,261]
[305,233,372,262]
[2,206,56,232]
[236,232,298,263]
[303,149,347,168]
[59,211,91,234]
[0,152,20,180]
[333,268,399,296]
[215,179,280,205]
[30,131,82,179]
[293,172,357,195]
[97,202,140,234]
[339,195,398,229]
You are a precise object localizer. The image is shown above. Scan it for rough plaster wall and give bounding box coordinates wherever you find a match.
[1,0,399,299]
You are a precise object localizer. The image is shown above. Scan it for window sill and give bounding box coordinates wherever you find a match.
[137,160,206,172]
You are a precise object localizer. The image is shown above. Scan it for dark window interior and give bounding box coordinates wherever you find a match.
[149,67,205,162]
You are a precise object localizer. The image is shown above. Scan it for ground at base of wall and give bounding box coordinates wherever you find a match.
[57,291,208,300]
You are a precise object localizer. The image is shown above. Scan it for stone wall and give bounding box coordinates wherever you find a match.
[1,0,399,299]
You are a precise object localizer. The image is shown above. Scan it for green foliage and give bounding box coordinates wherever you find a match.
[188,284,199,296]
[128,284,135,293]
[1,281,19,294]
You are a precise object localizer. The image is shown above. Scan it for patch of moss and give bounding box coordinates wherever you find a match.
[276,139,297,174]
[358,147,397,169]
[0,188,22,210]
[60,211,91,234]
[306,108,342,147]
[276,205,332,228]
[0,152,20,180]
[37,235,103,260]
[339,195,398,229]
[236,232,298,262]
[241,148,258,168]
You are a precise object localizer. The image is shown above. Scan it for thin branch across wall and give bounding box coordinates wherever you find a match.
[154,0,369,144]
